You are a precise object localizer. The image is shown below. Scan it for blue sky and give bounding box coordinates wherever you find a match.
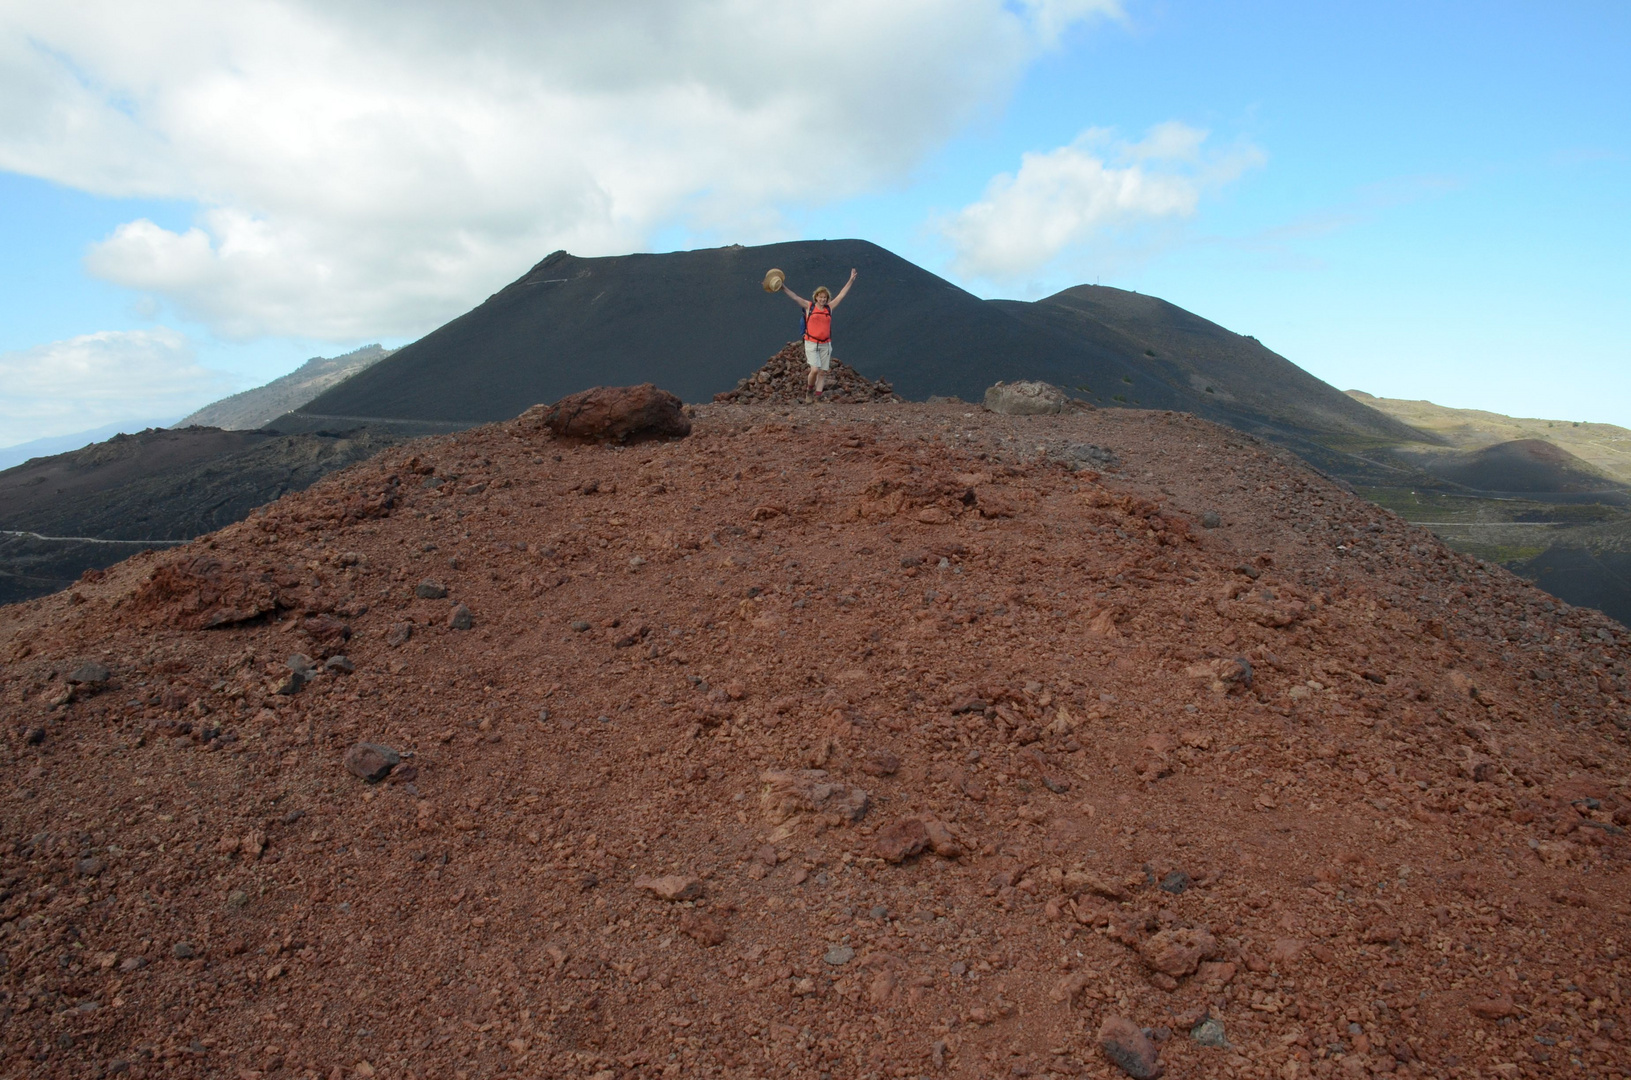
[1,0,1626,450]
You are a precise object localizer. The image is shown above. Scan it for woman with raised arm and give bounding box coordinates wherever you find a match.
[779,268,858,404]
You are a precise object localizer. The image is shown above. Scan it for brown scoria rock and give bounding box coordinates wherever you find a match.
[530,383,691,443]
[874,814,964,863]
[1,400,1628,1079]
[634,874,705,901]
[342,741,400,782]
[1098,1015,1164,1079]
[679,910,727,946]
[758,769,870,825]
[1139,927,1218,977]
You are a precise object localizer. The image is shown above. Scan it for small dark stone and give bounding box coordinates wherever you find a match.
[324,655,354,673]
[280,809,305,825]
[1159,871,1191,895]
[21,726,45,745]
[75,856,104,877]
[1061,443,1118,470]
[286,653,316,675]
[415,580,448,599]
[274,670,306,696]
[172,942,196,959]
[118,956,147,972]
[386,622,413,647]
[343,742,402,783]
[68,661,111,685]
[1200,511,1222,529]
[447,603,473,631]
[1190,1018,1228,1048]
[570,620,591,632]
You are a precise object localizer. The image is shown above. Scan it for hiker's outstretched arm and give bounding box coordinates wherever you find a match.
[781,286,811,309]
[829,268,859,308]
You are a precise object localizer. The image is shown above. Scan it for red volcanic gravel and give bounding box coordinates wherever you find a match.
[2,399,1630,1080]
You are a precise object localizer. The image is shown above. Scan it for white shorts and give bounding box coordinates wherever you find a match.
[803,340,832,371]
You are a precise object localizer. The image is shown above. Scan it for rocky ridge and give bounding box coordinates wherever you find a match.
[1,398,1629,1080]
[176,346,395,432]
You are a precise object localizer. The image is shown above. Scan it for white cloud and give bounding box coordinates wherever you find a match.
[0,0,1121,341]
[0,329,229,447]
[1017,0,1129,43]
[941,122,1264,282]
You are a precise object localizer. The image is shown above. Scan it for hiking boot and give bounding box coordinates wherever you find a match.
[804,394,814,405]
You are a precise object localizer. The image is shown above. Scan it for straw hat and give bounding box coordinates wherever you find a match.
[762,267,785,293]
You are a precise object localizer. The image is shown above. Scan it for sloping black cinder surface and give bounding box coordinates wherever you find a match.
[291,241,1187,422]
[292,240,1415,451]
[995,285,1429,446]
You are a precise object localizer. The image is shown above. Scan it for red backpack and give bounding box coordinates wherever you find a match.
[803,303,832,343]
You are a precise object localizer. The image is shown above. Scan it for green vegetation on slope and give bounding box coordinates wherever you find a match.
[1347,390,1631,485]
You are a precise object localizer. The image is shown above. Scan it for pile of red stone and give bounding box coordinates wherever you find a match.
[714,341,897,405]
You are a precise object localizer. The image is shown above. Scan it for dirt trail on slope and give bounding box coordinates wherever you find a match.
[2,400,1629,1080]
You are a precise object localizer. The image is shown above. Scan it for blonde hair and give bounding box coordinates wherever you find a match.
[813,286,831,302]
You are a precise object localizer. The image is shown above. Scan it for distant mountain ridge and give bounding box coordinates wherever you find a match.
[177,344,393,431]
[0,419,182,472]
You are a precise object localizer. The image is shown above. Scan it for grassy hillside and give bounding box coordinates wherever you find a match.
[1330,393,1631,623]
[1348,390,1631,484]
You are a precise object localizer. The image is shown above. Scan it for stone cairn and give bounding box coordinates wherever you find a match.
[714,342,898,405]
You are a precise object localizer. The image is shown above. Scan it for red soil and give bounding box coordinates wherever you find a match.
[2,401,1629,1080]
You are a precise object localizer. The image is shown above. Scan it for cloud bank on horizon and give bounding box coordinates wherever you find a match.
[2,0,1139,348]
[0,329,226,445]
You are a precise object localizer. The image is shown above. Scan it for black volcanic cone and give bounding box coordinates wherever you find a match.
[287,238,1417,458]
[994,285,1429,446]
[292,240,1167,423]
